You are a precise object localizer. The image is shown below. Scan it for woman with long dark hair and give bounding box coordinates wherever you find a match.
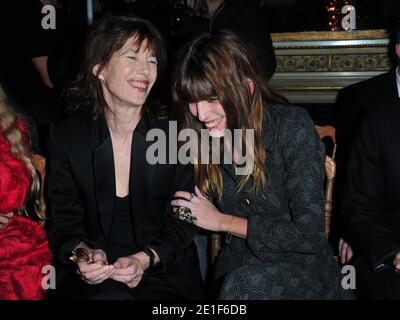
[171,30,353,299]
[47,14,204,300]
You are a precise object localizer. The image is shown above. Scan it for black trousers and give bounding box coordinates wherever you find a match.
[54,269,185,300]
[354,256,400,300]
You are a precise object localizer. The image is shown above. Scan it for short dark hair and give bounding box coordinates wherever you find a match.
[66,14,167,122]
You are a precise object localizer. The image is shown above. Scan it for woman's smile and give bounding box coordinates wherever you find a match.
[128,80,149,93]
[204,117,224,131]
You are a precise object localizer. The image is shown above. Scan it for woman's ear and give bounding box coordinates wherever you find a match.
[247,79,255,95]
[92,64,104,80]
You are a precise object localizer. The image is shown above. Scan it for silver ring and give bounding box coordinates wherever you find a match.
[176,206,197,225]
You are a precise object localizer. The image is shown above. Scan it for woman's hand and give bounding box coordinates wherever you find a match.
[338,238,354,264]
[171,186,228,232]
[111,254,144,288]
[0,212,14,230]
[393,252,400,272]
[75,248,115,285]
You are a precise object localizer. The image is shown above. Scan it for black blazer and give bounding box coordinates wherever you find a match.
[333,70,400,238]
[46,111,204,299]
[172,0,276,79]
[342,101,400,270]
[335,70,400,176]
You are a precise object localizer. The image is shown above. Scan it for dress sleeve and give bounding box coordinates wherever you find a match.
[247,107,327,256]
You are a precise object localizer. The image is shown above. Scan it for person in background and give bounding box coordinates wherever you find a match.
[342,101,400,299]
[0,0,82,154]
[172,0,276,80]
[335,20,400,265]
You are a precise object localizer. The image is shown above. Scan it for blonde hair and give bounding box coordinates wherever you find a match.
[0,94,41,218]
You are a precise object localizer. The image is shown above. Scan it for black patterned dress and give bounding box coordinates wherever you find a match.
[213,104,354,300]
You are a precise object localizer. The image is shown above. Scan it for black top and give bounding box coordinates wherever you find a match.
[342,101,400,270]
[0,0,78,125]
[333,70,400,245]
[106,195,137,263]
[335,69,400,180]
[47,113,204,299]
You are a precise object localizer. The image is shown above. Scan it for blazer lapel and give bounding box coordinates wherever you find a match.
[389,69,400,101]
[129,115,156,248]
[93,118,115,240]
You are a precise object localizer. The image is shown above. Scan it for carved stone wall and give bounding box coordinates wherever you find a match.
[276,53,390,72]
[269,30,391,104]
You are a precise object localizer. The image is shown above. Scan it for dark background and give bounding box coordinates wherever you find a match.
[101,0,400,33]
[260,0,400,32]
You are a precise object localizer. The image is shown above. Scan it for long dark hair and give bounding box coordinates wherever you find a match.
[65,14,167,122]
[172,30,286,199]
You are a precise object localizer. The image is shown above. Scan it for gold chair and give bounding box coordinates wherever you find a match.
[315,125,336,159]
[314,125,337,237]
[32,154,46,223]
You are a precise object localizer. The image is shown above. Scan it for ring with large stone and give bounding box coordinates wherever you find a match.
[176,206,197,224]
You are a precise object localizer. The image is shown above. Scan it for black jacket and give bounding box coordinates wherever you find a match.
[173,0,276,79]
[335,70,400,181]
[333,70,400,241]
[46,111,204,299]
[342,101,400,270]
[213,104,350,299]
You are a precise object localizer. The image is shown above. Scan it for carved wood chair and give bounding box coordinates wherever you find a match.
[314,125,337,237]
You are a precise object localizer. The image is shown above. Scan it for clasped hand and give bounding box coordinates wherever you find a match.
[76,249,144,288]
